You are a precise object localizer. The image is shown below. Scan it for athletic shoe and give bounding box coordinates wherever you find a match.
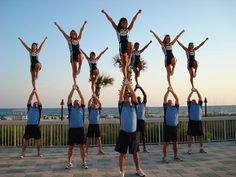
[174,156,183,162]
[81,162,88,169]
[119,171,125,177]
[143,149,149,153]
[162,157,169,163]
[186,149,191,155]
[136,168,146,176]
[65,162,73,169]
[97,150,105,155]
[20,153,25,159]
[38,153,43,158]
[200,149,207,153]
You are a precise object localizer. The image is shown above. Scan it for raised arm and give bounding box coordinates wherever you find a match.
[140,40,152,53]
[54,22,70,41]
[93,95,102,108]
[119,84,126,103]
[27,90,35,105]
[96,47,109,60]
[67,86,75,105]
[163,89,170,104]
[128,9,142,31]
[171,29,185,45]
[126,81,137,103]
[139,86,147,103]
[87,97,93,108]
[78,21,87,41]
[170,90,179,105]
[75,85,85,105]
[194,37,208,51]
[80,49,89,60]
[34,90,41,105]
[187,90,194,102]
[195,89,202,102]
[150,30,164,47]
[177,40,188,51]
[38,37,47,53]
[101,10,118,31]
[18,37,31,52]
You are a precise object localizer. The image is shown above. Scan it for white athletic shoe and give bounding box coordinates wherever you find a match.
[65,162,73,169]
[119,171,125,177]
[136,168,146,177]
[20,153,25,159]
[38,153,43,158]
[81,162,88,169]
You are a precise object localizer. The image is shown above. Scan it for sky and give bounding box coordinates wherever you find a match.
[0,0,236,108]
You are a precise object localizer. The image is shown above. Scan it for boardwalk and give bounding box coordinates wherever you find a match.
[0,142,236,177]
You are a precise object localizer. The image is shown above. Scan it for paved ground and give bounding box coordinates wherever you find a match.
[0,142,236,177]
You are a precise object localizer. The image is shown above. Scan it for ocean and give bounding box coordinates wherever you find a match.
[0,105,236,120]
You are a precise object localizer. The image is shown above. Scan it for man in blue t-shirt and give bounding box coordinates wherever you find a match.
[115,79,146,177]
[134,85,149,152]
[162,87,182,163]
[20,89,42,158]
[85,95,104,155]
[187,88,206,154]
[65,85,88,170]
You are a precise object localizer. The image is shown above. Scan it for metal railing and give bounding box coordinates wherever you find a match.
[0,116,236,147]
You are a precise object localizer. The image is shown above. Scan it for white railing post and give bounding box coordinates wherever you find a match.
[158,122,161,144]
[50,124,53,147]
[14,125,16,147]
[224,120,227,141]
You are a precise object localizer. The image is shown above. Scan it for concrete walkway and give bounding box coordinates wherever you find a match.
[0,142,236,177]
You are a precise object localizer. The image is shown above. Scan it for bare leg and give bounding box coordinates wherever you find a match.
[127,42,133,60]
[187,135,192,152]
[91,77,96,94]
[35,63,41,80]
[71,62,77,85]
[97,137,103,152]
[166,66,172,87]
[199,135,204,148]
[188,69,194,88]
[134,68,139,85]
[133,151,141,170]
[163,142,169,158]
[77,54,83,74]
[121,54,127,79]
[193,60,198,76]
[35,139,41,156]
[31,72,36,90]
[173,141,178,157]
[171,57,177,75]
[79,144,86,163]
[119,153,125,173]
[68,145,74,163]
[21,139,29,155]
[85,137,90,153]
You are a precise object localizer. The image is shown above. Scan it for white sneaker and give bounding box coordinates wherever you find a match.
[119,171,125,177]
[81,162,88,169]
[20,154,25,159]
[65,162,73,169]
[38,153,43,158]
[136,169,146,177]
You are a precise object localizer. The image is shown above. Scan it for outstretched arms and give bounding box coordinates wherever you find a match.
[150,30,164,47]
[140,40,152,53]
[96,47,109,60]
[126,81,138,103]
[170,89,179,105]
[54,22,70,41]
[187,90,194,102]
[27,90,35,105]
[128,9,142,31]
[136,86,147,103]
[171,29,185,45]
[80,49,90,60]
[67,86,75,105]
[177,40,188,51]
[93,95,102,108]
[195,89,202,102]
[78,21,87,41]
[75,85,85,105]
[119,83,126,103]
[101,10,118,31]
[18,37,31,52]
[194,37,208,51]
[163,89,170,104]
[38,37,47,53]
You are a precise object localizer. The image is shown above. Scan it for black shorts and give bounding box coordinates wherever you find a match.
[163,125,178,142]
[188,59,195,69]
[137,119,146,133]
[115,130,139,154]
[87,124,101,138]
[70,50,81,62]
[90,67,99,76]
[187,120,204,136]
[68,127,85,145]
[30,61,41,72]
[119,41,128,55]
[24,125,41,140]
[133,59,141,68]
[165,55,174,67]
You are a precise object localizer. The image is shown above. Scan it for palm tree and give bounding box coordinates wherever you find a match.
[95,74,114,97]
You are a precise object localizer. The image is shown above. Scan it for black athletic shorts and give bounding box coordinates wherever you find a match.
[115,130,139,154]
[30,60,40,72]
[70,50,81,62]
[119,41,128,55]
[137,119,146,133]
[187,120,204,136]
[24,125,41,140]
[163,125,178,142]
[87,124,101,138]
[68,127,85,145]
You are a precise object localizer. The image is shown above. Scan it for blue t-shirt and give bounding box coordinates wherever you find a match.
[137,103,145,120]
[163,103,179,126]
[188,101,202,121]
[118,102,137,133]
[27,104,42,125]
[68,103,85,128]
[88,107,101,124]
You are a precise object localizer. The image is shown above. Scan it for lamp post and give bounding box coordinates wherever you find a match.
[60,99,64,121]
[204,97,208,117]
